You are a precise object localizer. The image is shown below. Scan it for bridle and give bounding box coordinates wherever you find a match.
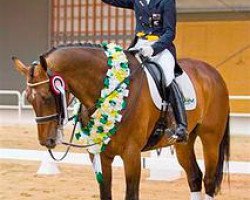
[27,65,76,161]
[27,70,68,126]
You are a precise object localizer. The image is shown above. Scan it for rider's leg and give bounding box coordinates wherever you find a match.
[169,80,188,142]
[151,50,188,143]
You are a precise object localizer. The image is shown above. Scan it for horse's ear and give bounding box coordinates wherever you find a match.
[39,55,48,72]
[12,56,28,76]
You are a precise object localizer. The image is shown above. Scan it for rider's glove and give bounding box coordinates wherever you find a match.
[141,46,154,57]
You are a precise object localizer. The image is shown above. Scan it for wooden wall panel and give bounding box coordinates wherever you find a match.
[175,21,250,112]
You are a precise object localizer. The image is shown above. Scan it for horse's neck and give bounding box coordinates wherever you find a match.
[49,48,107,108]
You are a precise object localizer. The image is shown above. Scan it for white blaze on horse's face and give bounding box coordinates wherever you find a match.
[12,57,61,149]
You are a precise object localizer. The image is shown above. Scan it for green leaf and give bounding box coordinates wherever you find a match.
[97,126,104,133]
[122,101,127,109]
[115,46,123,52]
[75,133,81,140]
[101,41,108,49]
[101,144,107,152]
[124,78,130,85]
[108,127,117,136]
[120,62,128,69]
[73,116,78,123]
[100,117,108,124]
[87,120,94,130]
[107,58,113,67]
[83,128,90,136]
[103,77,110,88]
[109,100,116,106]
[89,119,95,126]
[96,172,104,184]
[96,98,105,108]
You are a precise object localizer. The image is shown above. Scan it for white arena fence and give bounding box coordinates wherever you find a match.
[0,90,22,118]
[0,90,249,134]
[0,148,249,178]
[0,91,249,180]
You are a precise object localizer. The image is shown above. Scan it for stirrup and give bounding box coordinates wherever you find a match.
[164,129,178,144]
[165,128,188,144]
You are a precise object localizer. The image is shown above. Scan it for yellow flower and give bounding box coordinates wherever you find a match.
[93,136,103,144]
[113,70,126,82]
[107,91,119,101]
[93,110,102,119]
[112,51,122,62]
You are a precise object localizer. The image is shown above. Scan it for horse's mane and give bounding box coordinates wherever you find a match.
[42,42,103,58]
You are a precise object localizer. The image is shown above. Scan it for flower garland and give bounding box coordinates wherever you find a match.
[73,42,130,183]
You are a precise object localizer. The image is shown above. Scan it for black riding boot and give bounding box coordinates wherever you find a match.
[169,81,188,143]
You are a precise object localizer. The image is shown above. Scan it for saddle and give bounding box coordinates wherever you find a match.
[143,61,169,101]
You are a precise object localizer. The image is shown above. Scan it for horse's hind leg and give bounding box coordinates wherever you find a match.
[199,130,221,199]
[175,130,203,200]
[199,124,228,200]
[122,145,141,200]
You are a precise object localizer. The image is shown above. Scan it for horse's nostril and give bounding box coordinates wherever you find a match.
[40,141,46,146]
[46,138,56,147]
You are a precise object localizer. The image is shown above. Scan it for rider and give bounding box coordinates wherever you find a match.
[101,0,188,143]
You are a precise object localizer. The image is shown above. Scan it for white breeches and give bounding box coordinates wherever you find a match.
[134,39,175,86]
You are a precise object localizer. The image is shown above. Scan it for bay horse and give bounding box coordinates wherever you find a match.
[13,43,230,200]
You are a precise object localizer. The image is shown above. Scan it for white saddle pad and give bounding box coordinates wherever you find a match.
[144,68,197,111]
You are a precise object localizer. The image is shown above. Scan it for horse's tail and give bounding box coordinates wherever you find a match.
[215,113,230,194]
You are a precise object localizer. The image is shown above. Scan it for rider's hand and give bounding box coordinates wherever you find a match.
[140,46,154,57]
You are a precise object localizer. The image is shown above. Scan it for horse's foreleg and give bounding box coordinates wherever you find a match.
[122,147,141,200]
[175,132,203,200]
[98,153,114,200]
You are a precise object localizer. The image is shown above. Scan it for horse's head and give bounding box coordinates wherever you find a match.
[12,56,66,149]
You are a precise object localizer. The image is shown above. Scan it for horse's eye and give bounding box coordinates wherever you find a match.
[26,95,34,103]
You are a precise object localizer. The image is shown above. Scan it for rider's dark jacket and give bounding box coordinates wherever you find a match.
[101,0,177,59]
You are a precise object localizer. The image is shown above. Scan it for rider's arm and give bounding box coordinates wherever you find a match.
[101,0,134,9]
[151,0,176,56]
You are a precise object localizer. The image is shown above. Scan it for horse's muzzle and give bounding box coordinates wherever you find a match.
[45,138,57,149]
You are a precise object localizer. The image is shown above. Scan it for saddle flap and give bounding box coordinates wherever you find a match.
[144,61,168,100]
[145,66,197,111]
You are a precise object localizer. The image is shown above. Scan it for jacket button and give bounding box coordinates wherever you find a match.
[139,16,142,20]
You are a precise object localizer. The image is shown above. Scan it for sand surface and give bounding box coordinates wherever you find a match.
[0,160,250,200]
[0,124,250,199]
